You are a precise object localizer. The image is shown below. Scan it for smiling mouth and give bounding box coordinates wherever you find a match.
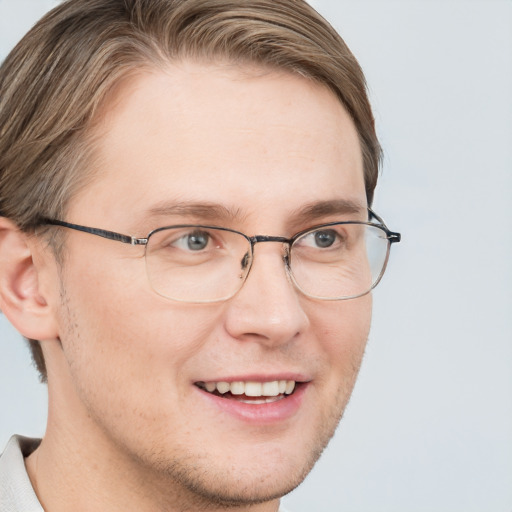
[195,380,298,404]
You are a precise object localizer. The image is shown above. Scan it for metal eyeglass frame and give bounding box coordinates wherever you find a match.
[39,208,401,302]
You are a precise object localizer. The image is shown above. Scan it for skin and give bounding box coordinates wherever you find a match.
[1,61,371,511]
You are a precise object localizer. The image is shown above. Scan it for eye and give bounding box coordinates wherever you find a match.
[174,230,212,251]
[299,228,341,249]
[313,229,337,248]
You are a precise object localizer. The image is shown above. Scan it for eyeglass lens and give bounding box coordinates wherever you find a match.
[144,224,390,303]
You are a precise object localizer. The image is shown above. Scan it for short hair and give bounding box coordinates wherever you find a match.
[0,0,381,382]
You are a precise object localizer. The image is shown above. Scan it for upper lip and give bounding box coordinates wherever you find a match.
[194,373,311,384]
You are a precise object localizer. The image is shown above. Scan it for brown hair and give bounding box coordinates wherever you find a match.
[0,0,381,382]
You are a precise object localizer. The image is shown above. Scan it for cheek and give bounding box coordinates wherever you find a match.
[289,295,372,453]
[56,262,224,408]
[56,287,230,449]
[312,294,372,383]
[62,292,219,372]
[325,291,370,335]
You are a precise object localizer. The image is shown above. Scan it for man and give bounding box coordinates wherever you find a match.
[0,0,400,510]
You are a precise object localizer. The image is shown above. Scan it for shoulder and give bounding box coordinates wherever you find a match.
[0,435,43,512]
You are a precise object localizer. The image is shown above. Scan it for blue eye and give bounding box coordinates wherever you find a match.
[313,230,337,248]
[298,229,340,249]
[171,230,211,251]
[186,231,210,250]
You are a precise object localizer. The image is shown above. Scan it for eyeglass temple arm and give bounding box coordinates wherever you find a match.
[41,213,401,246]
[368,208,401,244]
[41,219,148,246]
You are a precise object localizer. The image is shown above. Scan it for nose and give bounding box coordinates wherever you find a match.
[223,243,310,347]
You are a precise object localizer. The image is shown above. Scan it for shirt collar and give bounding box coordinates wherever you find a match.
[0,435,43,512]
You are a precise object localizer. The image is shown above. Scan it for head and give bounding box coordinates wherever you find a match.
[0,0,380,380]
[0,0,384,508]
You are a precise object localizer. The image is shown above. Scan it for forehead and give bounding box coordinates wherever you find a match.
[70,61,366,232]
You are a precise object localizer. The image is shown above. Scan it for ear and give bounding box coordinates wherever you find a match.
[0,217,59,341]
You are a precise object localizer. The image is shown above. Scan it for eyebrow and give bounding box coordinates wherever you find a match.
[141,198,366,230]
[290,199,367,227]
[144,201,246,224]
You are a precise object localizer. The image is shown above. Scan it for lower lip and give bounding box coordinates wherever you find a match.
[195,384,308,424]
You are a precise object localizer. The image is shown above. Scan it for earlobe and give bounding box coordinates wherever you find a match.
[0,217,58,341]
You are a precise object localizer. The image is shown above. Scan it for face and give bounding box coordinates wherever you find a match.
[46,62,371,507]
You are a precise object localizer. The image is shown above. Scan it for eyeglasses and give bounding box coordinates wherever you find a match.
[40,209,400,303]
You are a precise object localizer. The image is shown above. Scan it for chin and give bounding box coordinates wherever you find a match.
[144,417,339,509]
[165,456,314,508]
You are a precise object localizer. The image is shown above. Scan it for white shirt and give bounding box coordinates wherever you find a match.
[0,436,291,512]
[0,436,43,512]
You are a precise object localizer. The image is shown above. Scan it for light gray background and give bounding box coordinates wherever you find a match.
[1,1,511,511]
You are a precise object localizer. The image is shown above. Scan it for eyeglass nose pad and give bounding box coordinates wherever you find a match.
[239,250,253,280]
[240,252,250,271]
[283,246,291,271]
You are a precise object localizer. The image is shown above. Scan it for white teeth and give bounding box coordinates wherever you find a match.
[285,381,296,395]
[230,381,245,395]
[205,382,217,393]
[216,381,230,394]
[200,380,297,397]
[239,396,283,404]
[262,381,280,396]
[245,382,262,396]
